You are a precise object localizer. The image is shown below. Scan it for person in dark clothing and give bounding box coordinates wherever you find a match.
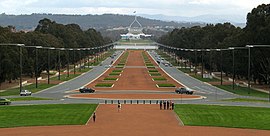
[159,100,162,110]
[93,112,96,122]
[166,101,170,110]
[163,101,166,110]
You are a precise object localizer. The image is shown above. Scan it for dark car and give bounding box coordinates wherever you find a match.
[79,87,95,93]
[175,87,194,95]
[0,98,11,105]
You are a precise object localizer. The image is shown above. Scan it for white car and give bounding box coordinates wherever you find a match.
[20,90,32,96]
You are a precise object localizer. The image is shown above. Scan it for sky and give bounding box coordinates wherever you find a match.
[0,0,269,17]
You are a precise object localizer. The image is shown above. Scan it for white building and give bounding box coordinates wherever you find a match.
[120,16,151,40]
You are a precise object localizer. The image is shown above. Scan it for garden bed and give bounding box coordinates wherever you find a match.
[152,77,167,81]
[95,83,114,87]
[156,83,176,88]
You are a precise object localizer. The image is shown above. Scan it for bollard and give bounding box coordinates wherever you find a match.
[105,100,107,104]
[131,100,133,104]
[150,100,151,104]
[111,100,113,104]
[137,100,139,104]
[143,100,145,104]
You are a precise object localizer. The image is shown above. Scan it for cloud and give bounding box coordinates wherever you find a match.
[0,0,269,17]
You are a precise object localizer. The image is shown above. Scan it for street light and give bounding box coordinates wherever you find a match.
[46,47,55,84]
[246,45,253,94]
[246,45,270,102]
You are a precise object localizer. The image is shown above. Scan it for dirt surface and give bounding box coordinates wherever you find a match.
[1,104,270,136]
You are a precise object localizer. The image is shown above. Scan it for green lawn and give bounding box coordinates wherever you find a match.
[0,104,97,128]
[104,77,118,81]
[152,77,167,81]
[175,104,270,130]
[95,83,114,87]
[222,98,270,103]
[178,68,192,73]
[9,97,53,101]
[51,74,81,81]
[1,83,56,96]
[157,83,175,87]
[215,85,269,98]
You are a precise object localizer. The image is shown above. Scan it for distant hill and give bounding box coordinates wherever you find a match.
[139,14,246,28]
[0,13,205,31]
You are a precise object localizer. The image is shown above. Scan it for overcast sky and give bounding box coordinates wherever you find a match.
[0,0,269,17]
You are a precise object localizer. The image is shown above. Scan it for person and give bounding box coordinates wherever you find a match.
[169,100,172,110]
[93,112,96,122]
[159,100,162,110]
[172,102,175,110]
[166,101,170,110]
[163,101,166,110]
[118,103,121,112]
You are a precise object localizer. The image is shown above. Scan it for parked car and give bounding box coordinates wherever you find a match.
[175,87,194,95]
[20,90,32,96]
[0,98,11,105]
[79,87,95,93]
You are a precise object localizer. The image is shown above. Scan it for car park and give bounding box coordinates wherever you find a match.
[79,87,95,93]
[0,98,11,105]
[175,87,194,95]
[20,90,32,96]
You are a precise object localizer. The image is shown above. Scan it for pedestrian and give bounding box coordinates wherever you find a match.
[118,103,121,112]
[172,102,175,110]
[167,101,170,110]
[163,101,166,110]
[159,100,162,110]
[93,112,96,122]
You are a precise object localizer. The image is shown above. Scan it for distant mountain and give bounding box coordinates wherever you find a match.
[0,13,205,31]
[139,14,246,28]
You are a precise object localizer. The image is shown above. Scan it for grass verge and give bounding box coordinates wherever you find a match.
[175,104,270,130]
[9,97,53,101]
[1,83,56,96]
[51,74,81,81]
[95,83,114,87]
[215,85,269,98]
[157,83,175,87]
[0,104,97,128]
[104,77,118,81]
[153,77,167,81]
[222,98,270,103]
[191,74,220,82]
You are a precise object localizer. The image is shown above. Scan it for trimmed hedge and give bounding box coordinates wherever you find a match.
[95,83,114,87]
[109,72,121,76]
[150,73,162,76]
[153,77,167,81]
[112,70,123,72]
[146,64,154,66]
[148,70,158,72]
[104,77,118,81]
[157,84,176,87]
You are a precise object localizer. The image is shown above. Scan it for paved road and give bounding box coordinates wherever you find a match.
[33,50,123,99]
[9,50,270,108]
[148,51,236,101]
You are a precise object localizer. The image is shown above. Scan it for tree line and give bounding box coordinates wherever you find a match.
[0,18,111,85]
[157,4,270,85]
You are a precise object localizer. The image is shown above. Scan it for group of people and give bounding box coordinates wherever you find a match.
[159,100,174,110]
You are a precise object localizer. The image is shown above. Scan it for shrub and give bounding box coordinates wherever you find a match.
[104,77,118,81]
[113,70,123,72]
[148,70,158,72]
[153,77,167,81]
[150,73,161,76]
[95,83,114,87]
[109,72,121,76]
[157,84,176,87]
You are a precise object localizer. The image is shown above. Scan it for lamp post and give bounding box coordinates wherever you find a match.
[46,47,55,84]
[35,46,42,88]
[246,45,253,93]
[246,45,270,102]
[73,49,76,75]
[58,48,65,80]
